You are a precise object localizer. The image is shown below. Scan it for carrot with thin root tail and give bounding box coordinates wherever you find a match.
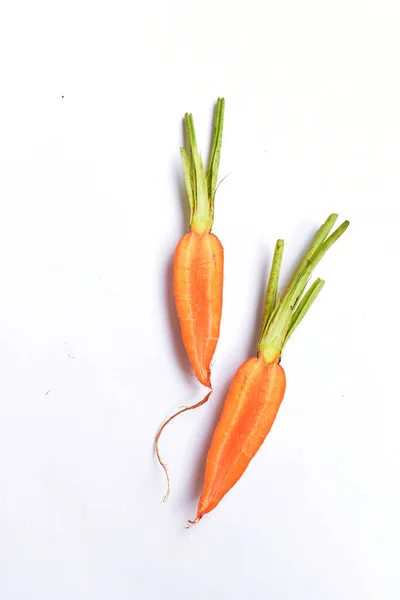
[191,214,349,523]
[156,99,225,499]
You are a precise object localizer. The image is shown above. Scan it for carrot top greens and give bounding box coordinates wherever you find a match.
[181,98,225,235]
[258,214,349,363]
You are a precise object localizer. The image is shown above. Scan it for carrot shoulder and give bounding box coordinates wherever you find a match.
[191,214,349,523]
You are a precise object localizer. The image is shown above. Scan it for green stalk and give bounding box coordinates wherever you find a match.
[283,278,325,347]
[207,98,225,221]
[259,216,349,362]
[180,98,225,234]
[286,214,338,291]
[180,147,194,222]
[259,239,284,350]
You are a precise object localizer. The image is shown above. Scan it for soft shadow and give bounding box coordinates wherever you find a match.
[165,253,193,381]
[187,377,233,502]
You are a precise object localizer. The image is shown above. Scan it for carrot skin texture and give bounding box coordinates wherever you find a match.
[174,230,224,388]
[194,356,286,519]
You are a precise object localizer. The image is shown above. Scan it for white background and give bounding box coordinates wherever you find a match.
[0,1,399,598]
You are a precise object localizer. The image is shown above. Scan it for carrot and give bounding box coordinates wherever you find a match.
[174,229,224,388]
[156,99,225,500]
[190,214,349,523]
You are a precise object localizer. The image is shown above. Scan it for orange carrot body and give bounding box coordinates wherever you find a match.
[174,230,224,388]
[193,356,286,521]
[191,215,349,523]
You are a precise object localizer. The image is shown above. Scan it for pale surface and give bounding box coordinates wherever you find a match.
[0,1,399,598]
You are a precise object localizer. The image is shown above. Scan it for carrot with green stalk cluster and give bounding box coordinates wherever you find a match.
[156,99,225,501]
[190,214,349,523]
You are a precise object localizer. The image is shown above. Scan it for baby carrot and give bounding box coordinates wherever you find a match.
[156,99,225,500]
[190,214,349,523]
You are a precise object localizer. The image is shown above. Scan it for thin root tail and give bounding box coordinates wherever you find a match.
[155,437,171,503]
[155,391,213,502]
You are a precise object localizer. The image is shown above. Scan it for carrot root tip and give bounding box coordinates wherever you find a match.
[186,515,202,528]
[161,482,170,503]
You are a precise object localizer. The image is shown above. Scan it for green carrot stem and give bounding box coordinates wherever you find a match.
[259,216,349,361]
[207,98,225,220]
[259,240,284,350]
[286,214,338,291]
[180,99,225,234]
[283,278,325,347]
[180,147,194,222]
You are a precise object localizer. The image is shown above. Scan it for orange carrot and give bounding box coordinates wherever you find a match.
[190,214,349,523]
[156,99,225,500]
[174,229,224,388]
